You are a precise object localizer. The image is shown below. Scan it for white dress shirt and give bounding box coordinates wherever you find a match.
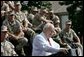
[32,32,63,56]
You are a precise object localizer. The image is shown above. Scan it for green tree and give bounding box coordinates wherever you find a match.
[20,1,52,11]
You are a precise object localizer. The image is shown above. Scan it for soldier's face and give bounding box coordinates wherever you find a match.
[66,24,71,29]
[15,5,21,11]
[1,31,8,41]
[8,15,15,22]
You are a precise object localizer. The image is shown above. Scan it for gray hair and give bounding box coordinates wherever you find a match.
[43,23,54,31]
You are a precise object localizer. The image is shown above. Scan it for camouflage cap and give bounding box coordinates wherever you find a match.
[66,20,72,24]
[1,25,8,32]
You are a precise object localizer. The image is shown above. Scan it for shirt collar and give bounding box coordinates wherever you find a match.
[40,32,50,40]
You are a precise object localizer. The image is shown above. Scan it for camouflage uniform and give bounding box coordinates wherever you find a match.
[15,11,27,26]
[14,11,35,56]
[28,13,35,23]
[1,40,18,56]
[59,29,79,45]
[32,13,45,31]
[15,11,35,36]
[2,19,28,56]
[1,1,10,12]
[53,27,61,42]
[32,14,42,28]
[58,29,83,56]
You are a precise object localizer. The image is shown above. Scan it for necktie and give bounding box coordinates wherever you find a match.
[47,38,51,46]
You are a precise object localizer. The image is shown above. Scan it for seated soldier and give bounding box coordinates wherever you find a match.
[58,20,83,56]
[1,25,18,56]
[2,11,28,56]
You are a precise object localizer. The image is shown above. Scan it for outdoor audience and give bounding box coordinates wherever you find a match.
[1,1,83,56]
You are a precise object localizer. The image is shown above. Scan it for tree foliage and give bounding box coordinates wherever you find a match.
[20,1,52,11]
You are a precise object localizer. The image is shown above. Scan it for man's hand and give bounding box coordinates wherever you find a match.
[7,32,19,40]
[22,27,27,32]
[60,43,68,47]
[60,48,68,54]
[62,43,67,46]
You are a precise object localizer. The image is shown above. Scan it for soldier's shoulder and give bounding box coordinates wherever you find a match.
[70,29,77,35]
[70,29,75,32]
[3,19,8,24]
[5,40,12,44]
[6,40,14,48]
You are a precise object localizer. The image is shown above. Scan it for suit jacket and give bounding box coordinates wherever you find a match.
[32,32,63,56]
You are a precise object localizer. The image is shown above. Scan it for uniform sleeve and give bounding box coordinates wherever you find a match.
[58,31,64,42]
[2,19,8,26]
[16,20,24,36]
[72,29,78,38]
[16,20,23,30]
[59,31,63,38]
[72,29,80,43]
[23,13,29,27]
[9,41,18,56]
